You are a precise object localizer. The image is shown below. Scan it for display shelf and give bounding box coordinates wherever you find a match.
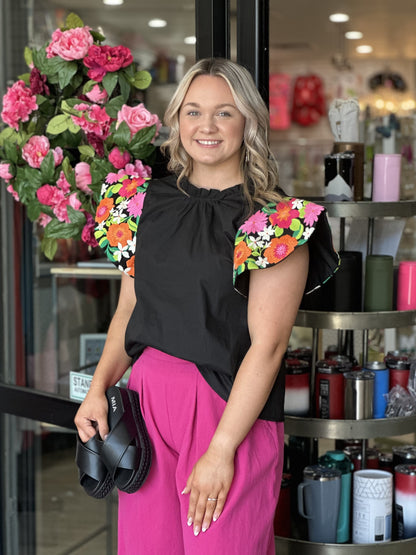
[295,309,416,330]
[284,414,416,440]
[319,200,416,219]
[274,536,416,555]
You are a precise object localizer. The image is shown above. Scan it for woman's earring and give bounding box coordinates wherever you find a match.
[245,149,249,163]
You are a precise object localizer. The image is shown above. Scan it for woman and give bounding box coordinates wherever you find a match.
[75,58,338,554]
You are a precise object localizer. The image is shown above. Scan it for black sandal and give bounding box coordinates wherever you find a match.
[75,434,115,499]
[101,386,152,494]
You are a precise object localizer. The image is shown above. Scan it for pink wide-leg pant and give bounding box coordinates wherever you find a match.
[118,347,284,554]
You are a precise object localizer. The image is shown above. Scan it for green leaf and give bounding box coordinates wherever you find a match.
[0,127,18,147]
[78,145,95,158]
[58,62,78,89]
[15,167,42,203]
[4,141,18,163]
[129,125,156,148]
[17,72,30,85]
[90,30,106,43]
[26,202,42,221]
[112,121,131,148]
[105,95,125,119]
[24,46,33,68]
[132,70,152,90]
[46,114,70,135]
[40,151,55,182]
[129,143,155,161]
[102,72,118,97]
[67,205,86,225]
[65,13,84,29]
[62,157,73,179]
[41,237,58,260]
[44,219,82,239]
[118,72,132,102]
[67,118,81,134]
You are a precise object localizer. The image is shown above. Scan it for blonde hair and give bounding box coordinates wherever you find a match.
[162,58,282,210]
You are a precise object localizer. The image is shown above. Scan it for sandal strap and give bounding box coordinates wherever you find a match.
[76,436,108,482]
[101,422,139,476]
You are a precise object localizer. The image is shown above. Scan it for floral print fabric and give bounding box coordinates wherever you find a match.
[233,197,325,285]
[94,174,150,275]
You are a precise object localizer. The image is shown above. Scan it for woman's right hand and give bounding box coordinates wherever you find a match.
[74,386,110,443]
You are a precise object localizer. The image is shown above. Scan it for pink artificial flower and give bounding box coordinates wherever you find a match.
[75,162,92,194]
[124,159,152,178]
[38,213,52,227]
[109,147,131,169]
[45,26,93,61]
[83,45,133,82]
[37,184,62,206]
[52,193,82,223]
[0,162,13,181]
[53,147,64,166]
[85,84,108,104]
[56,171,71,194]
[71,103,111,138]
[1,80,38,130]
[29,68,50,96]
[240,210,268,234]
[22,136,51,168]
[22,136,62,169]
[81,213,99,247]
[116,104,161,138]
[7,184,20,201]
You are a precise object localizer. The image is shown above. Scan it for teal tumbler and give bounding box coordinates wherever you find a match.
[319,450,353,543]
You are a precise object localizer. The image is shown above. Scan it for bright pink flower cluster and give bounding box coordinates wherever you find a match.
[116,104,161,138]
[85,84,108,104]
[74,162,92,194]
[81,213,98,247]
[46,26,93,61]
[1,80,38,130]
[71,103,112,138]
[22,136,63,169]
[106,159,151,184]
[0,162,13,181]
[37,171,81,224]
[108,147,131,169]
[83,45,133,82]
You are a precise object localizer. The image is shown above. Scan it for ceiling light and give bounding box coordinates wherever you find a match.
[103,0,124,5]
[356,45,373,54]
[329,13,350,23]
[148,18,167,28]
[184,36,196,45]
[345,31,363,40]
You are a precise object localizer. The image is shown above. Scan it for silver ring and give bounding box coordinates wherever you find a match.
[207,497,218,501]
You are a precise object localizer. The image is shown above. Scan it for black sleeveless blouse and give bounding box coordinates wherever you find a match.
[94,173,339,421]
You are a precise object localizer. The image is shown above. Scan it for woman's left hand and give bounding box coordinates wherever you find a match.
[182,444,235,536]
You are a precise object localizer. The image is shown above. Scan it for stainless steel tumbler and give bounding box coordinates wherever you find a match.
[344,371,375,419]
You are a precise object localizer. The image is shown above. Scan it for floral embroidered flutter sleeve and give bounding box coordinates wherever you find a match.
[94,174,149,276]
[233,196,340,297]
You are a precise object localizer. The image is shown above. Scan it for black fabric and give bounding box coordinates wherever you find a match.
[124,174,336,421]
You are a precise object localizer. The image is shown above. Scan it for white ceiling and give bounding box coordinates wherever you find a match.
[40,0,416,66]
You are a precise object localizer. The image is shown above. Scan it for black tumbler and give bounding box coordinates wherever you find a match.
[332,250,362,311]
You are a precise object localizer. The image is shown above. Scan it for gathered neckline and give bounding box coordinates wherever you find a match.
[181,178,243,199]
